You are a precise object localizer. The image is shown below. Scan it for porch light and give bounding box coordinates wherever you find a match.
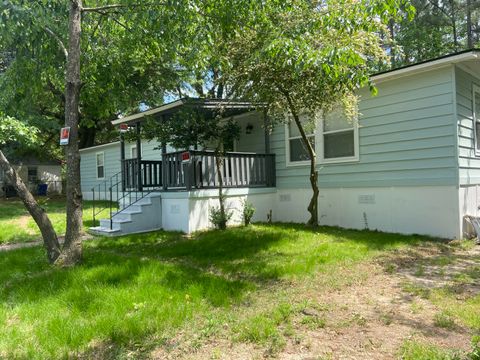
[246,123,254,134]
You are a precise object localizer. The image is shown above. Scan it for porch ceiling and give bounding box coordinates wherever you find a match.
[112,98,266,126]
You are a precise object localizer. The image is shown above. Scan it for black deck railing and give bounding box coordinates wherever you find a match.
[122,150,276,191]
[91,171,159,229]
[91,151,275,229]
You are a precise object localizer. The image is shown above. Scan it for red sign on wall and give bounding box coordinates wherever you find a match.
[119,124,129,133]
[181,152,191,163]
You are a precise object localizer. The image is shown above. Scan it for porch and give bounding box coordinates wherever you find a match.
[122,150,276,192]
[116,98,275,193]
[89,98,277,235]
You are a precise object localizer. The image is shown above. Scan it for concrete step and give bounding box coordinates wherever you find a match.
[88,226,122,237]
[100,218,132,231]
[90,192,163,236]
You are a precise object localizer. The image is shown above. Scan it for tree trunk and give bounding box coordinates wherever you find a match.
[56,0,83,267]
[388,19,396,68]
[215,148,227,230]
[467,0,473,49]
[0,150,61,263]
[283,92,319,226]
[449,0,459,51]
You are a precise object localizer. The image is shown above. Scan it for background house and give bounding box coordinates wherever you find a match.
[0,156,63,197]
[80,50,480,239]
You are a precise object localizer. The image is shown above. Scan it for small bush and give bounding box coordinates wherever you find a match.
[209,206,232,230]
[242,200,256,226]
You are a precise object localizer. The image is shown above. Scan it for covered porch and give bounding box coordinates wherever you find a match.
[113,98,275,192]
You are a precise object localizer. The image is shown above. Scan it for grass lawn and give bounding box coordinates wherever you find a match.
[0,200,479,359]
[0,197,109,244]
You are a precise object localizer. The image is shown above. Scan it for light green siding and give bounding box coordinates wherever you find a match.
[270,67,458,188]
[455,66,480,185]
[80,139,165,193]
[80,142,121,193]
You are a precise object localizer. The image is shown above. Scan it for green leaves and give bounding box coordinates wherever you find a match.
[222,0,403,121]
[0,115,39,147]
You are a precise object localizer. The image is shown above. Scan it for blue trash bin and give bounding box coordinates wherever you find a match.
[37,183,48,196]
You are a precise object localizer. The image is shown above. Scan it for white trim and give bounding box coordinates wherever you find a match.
[79,141,120,152]
[96,151,105,180]
[451,65,460,186]
[371,51,479,83]
[318,114,359,165]
[284,123,315,167]
[130,144,138,159]
[112,99,186,125]
[473,84,480,156]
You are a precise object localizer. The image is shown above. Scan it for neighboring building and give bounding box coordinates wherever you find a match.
[0,156,63,196]
[80,50,480,239]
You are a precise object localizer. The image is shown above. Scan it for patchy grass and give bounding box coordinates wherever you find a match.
[0,197,109,244]
[391,240,480,359]
[433,312,457,330]
[0,224,428,359]
[400,340,464,360]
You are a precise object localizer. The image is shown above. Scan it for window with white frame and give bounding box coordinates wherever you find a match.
[96,152,105,179]
[320,106,358,162]
[287,115,315,164]
[131,145,137,159]
[474,85,480,155]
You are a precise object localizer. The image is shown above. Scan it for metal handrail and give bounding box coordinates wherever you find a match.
[91,168,160,230]
[91,171,121,227]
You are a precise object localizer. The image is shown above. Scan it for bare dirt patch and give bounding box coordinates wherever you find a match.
[0,234,93,252]
[151,243,480,360]
[13,215,36,234]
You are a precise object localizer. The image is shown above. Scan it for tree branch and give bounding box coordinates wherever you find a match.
[82,2,166,12]
[82,4,128,12]
[44,27,69,59]
[90,9,131,30]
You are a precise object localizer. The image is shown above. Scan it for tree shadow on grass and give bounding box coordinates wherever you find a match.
[90,225,300,282]
[89,223,432,283]
[0,223,436,358]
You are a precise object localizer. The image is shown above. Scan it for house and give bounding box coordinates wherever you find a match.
[80,49,480,239]
[0,155,63,197]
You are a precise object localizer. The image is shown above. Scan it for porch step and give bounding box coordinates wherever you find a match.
[118,193,161,210]
[88,226,122,237]
[89,193,162,237]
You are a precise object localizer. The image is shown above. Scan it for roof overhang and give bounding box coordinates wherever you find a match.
[112,98,264,126]
[371,49,480,83]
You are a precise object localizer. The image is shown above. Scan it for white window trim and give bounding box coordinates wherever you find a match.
[285,123,316,167]
[473,85,480,157]
[130,145,137,159]
[284,111,360,167]
[318,115,360,164]
[96,151,105,180]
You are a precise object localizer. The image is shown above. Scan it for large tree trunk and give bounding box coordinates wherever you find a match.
[284,92,319,227]
[215,148,227,230]
[0,150,61,263]
[56,0,83,266]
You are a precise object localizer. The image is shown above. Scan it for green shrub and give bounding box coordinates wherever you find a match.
[242,200,255,226]
[209,206,232,230]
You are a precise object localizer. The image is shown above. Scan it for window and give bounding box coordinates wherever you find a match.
[474,85,480,156]
[320,105,358,163]
[131,145,137,159]
[286,115,315,165]
[96,152,105,179]
[27,167,38,183]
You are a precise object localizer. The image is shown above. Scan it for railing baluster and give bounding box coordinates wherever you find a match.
[92,187,96,226]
